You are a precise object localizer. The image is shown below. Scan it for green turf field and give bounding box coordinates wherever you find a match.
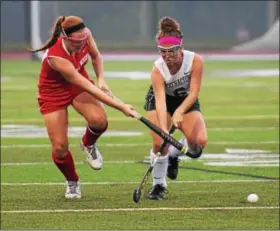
[1,59,279,230]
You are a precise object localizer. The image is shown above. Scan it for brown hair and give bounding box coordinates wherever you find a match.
[156,16,183,40]
[29,16,84,53]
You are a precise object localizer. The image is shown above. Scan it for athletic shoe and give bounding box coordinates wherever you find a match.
[148,184,167,200]
[65,181,81,199]
[81,141,103,170]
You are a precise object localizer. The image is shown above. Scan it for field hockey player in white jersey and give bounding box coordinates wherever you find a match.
[143,16,208,200]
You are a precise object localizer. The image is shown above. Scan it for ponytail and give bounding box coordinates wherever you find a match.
[28,16,65,53]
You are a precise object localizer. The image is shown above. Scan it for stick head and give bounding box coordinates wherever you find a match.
[133,188,141,203]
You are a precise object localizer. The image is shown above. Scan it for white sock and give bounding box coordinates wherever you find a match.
[150,149,168,187]
[168,137,188,158]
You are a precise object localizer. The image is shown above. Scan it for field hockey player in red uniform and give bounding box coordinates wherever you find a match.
[29,16,137,199]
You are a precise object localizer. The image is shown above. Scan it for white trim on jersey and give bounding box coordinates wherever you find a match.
[61,39,70,56]
[46,56,68,70]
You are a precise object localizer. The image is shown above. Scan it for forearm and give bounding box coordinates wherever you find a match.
[66,74,123,111]
[155,101,168,132]
[91,53,104,80]
[178,93,198,113]
[48,57,121,109]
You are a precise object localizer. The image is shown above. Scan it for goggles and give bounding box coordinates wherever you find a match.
[158,45,181,54]
[61,22,88,44]
[65,33,88,44]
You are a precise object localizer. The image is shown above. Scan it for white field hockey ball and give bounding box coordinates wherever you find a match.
[247,193,259,203]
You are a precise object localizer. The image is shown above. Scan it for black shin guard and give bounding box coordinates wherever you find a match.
[187,144,203,159]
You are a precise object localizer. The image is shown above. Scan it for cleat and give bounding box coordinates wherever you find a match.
[65,181,81,199]
[81,141,103,170]
[148,184,167,200]
[167,156,179,180]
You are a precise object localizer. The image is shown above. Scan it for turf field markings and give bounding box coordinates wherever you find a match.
[1,179,278,186]
[1,114,279,123]
[209,127,277,131]
[1,124,278,138]
[0,160,138,166]
[205,162,279,167]
[2,153,279,166]
[0,143,149,148]
[0,76,11,82]
[211,141,278,144]
[2,83,278,90]
[1,140,279,149]
[1,206,279,214]
[1,125,143,138]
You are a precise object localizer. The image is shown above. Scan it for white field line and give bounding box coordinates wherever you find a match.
[206,162,279,167]
[1,206,279,214]
[1,179,278,186]
[210,141,279,144]
[1,115,279,123]
[0,161,137,166]
[2,84,279,90]
[2,152,280,166]
[208,127,278,131]
[0,144,146,148]
[1,140,279,149]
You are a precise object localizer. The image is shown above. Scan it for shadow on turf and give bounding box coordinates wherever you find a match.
[180,166,280,180]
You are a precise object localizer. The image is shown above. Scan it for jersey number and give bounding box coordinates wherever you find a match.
[174,87,187,97]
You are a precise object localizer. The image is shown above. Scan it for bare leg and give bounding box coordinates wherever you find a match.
[72,92,108,146]
[180,110,208,151]
[43,109,80,198]
[167,110,208,180]
[72,92,108,170]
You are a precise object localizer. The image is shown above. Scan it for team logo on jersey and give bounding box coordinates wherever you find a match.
[79,54,88,66]
[165,71,190,89]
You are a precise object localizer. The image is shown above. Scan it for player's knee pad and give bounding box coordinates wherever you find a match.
[187,144,203,159]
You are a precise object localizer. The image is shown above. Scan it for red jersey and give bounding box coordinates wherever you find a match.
[37,37,93,114]
[38,37,90,100]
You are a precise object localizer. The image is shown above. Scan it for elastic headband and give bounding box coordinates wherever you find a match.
[158,36,182,45]
[64,22,86,36]
[158,36,182,46]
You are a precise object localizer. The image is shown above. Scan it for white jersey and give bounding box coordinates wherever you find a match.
[154,50,195,97]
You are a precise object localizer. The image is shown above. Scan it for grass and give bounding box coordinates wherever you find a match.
[1,59,279,230]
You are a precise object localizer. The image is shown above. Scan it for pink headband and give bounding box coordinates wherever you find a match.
[158,36,182,46]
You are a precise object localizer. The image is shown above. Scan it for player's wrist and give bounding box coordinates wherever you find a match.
[176,107,185,115]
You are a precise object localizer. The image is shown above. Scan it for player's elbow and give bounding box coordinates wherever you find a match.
[91,52,102,64]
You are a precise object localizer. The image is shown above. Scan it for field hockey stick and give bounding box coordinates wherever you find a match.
[135,115,201,159]
[132,125,176,203]
[100,89,201,159]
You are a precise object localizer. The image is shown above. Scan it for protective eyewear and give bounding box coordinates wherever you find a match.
[158,45,181,54]
[66,34,88,44]
[61,28,88,44]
